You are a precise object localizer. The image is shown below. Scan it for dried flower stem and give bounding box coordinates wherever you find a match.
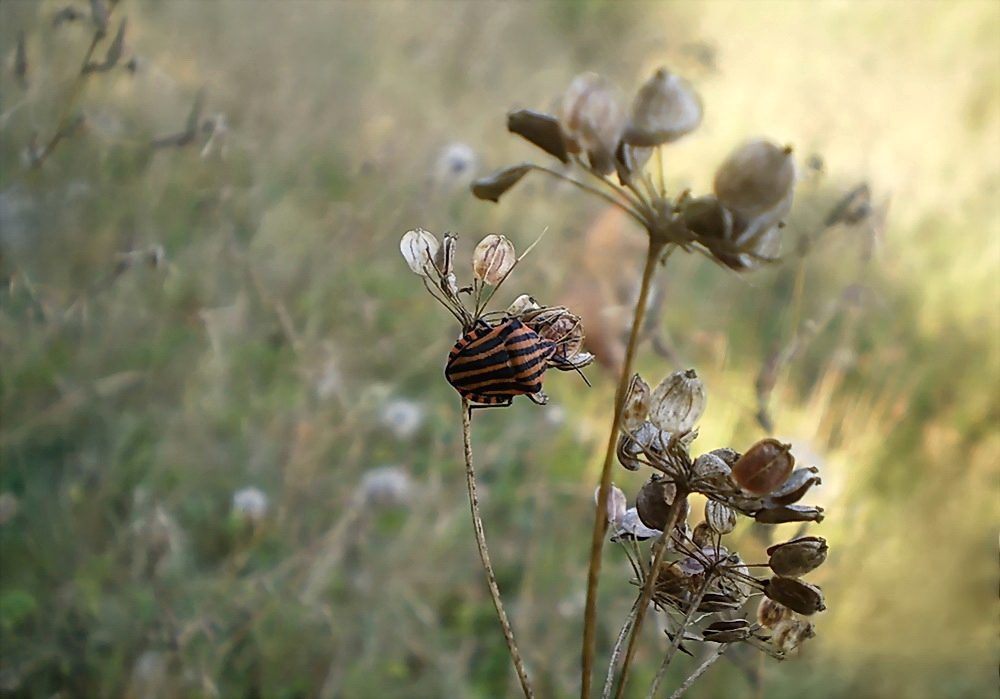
[644,571,711,699]
[602,602,639,699]
[611,490,688,699]
[462,399,535,699]
[667,645,727,699]
[582,239,666,698]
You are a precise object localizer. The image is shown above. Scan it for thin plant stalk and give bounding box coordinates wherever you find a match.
[668,645,727,699]
[643,573,712,699]
[611,492,689,699]
[582,238,666,698]
[462,399,535,699]
[602,601,639,699]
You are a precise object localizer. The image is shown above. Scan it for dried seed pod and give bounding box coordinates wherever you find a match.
[691,521,714,548]
[754,504,825,524]
[767,536,828,577]
[596,483,628,528]
[636,474,688,531]
[772,618,816,653]
[714,139,796,222]
[765,576,826,615]
[507,294,540,316]
[702,619,752,643]
[621,374,651,432]
[623,68,703,147]
[400,228,440,277]
[472,234,516,285]
[681,195,733,241]
[560,72,625,174]
[649,369,706,434]
[719,554,752,600]
[655,561,691,601]
[697,593,741,613]
[471,163,532,202]
[507,109,570,164]
[616,433,644,471]
[611,507,661,541]
[731,438,795,495]
[705,499,738,534]
[709,447,740,467]
[767,466,821,506]
[756,597,794,629]
[523,307,587,368]
[691,452,733,492]
[615,141,654,177]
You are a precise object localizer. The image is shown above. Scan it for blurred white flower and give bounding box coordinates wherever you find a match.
[359,466,413,507]
[379,398,425,440]
[433,142,479,191]
[232,487,270,523]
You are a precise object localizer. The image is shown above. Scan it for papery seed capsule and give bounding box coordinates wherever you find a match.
[754,504,825,524]
[681,195,733,241]
[691,521,714,548]
[655,561,691,600]
[613,507,661,541]
[636,474,688,531]
[523,307,587,369]
[709,447,740,467]
[621,374,651,432]
[772,618,816,653]
[616,433,643,471]
[767,466,821,506]
[400,228,440,277]
[596,483,628,529]
[691,452,733,491]
[705,499,738,534]
[765,576,826,615]
[697,593,741,613]
[560,72,626,174]
[714,139,796,222]
[472,234,516,285]
[720,555,752,600]
[767,536,828,577]
[702,619,751,643]
[623,68,703,147]
[507,294,540,316]
[756,597,794,629]
[649,369,707,434]
[731,438,795,496]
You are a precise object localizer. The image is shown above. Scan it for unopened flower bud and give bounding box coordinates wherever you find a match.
[705,499,738,534]
[714,139,796,222]
[731,438,795,495]
[400,228,440,277]
[767,536,828,577]
[772,619,816,653]
[636,474,688,531]
[765,576,826,615]
[624,68,702,147]
[702,619,751,643]
[472,234,516,285]
[756,597,793,629]
[560,72,625,174]
[621,374,651,432]
[649,369,706,434]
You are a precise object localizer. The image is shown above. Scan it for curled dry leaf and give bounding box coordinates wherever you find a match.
[471,164,532,202]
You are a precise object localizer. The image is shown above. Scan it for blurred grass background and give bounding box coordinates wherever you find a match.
[0,1,997,697]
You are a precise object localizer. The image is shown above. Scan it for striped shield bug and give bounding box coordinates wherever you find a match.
[445,318,557,408]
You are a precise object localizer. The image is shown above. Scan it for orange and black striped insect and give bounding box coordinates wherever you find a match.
[445,318,556,408]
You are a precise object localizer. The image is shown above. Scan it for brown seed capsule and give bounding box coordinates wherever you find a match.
[756,597,794,629]
[649,369,707,434]
[522,307,587,369]
[765,576,826,615]
[697,593,741,613]
[621,374,651,432]
[754,504,825,524]
[616,433,644,472]
[767,536,828,577]
[471,163,532,202]
[709,447,741,467]
[689,521,713,548]
[560,72,625,174]
[623,68,703,147]
[596,483,628,529]
[705,499,738,534]
[714,139,796,222]
[506,109,570,164]
[731,438,795,496]
[766,466,821,506]
[702,619,751,643]
[691,452,733,491]
[472,234,516,285]
[681,195,734,241]
[772,619,816,653]
[636,475,688,531]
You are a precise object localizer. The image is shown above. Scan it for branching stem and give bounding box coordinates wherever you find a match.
[668,645,727,699]
[582,238,666,698]
[462,399,535,699]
